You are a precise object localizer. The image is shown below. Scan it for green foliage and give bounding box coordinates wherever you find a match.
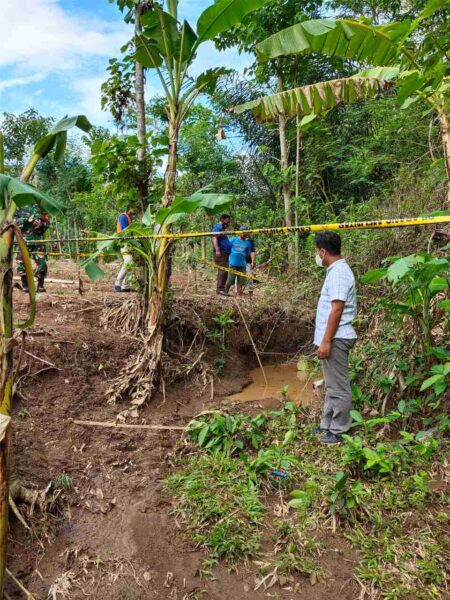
[342,431,439,476]
[165,454,264,563]
[89,133,161,205]
[101,57,135,128]
[0,109,53,172]
[187,404,302,461]
[53,473,73,490]
[363,251,449,356]
[328,471,365,514]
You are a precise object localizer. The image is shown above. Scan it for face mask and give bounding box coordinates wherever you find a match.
[315,253,324,267]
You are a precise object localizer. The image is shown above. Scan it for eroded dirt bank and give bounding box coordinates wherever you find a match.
[7,261,359,599]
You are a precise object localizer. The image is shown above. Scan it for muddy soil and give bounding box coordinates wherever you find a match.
[7,260,359,599]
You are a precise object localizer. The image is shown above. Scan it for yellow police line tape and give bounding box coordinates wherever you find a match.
[25,215,450,245]
[45,252,117,258]
[198,258,261,282]
[14,251,117,258]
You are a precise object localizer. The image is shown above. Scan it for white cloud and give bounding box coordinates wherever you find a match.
[0,73,46,92]
[70,75,111,127]
[0,0,128,73]
[0,0,251,126]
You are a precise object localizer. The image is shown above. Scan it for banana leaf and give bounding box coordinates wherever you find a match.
[230,76,392,122]
[0,175,64,216]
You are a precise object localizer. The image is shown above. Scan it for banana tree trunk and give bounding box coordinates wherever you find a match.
[438,111,450,205]
[0,227,14,418]
[148,116,179,333]
[0,225,14,596]
[277,70,292,229]
[135,3,148,213]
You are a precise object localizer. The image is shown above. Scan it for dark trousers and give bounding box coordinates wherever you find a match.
[214,254,229,292]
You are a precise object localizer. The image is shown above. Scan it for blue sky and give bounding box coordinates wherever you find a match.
[0,0,252,127]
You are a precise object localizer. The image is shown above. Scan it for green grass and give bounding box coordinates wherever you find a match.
[165,407,450,597]
[165,454,264,564]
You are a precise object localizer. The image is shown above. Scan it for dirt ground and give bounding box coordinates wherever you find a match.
[7,259,360,599]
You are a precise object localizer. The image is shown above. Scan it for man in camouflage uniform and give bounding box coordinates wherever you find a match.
[15,206,50,293]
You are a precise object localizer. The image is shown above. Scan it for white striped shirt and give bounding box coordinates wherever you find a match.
[314,258,357,346]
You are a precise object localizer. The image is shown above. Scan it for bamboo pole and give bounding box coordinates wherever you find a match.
[71,419,185,431]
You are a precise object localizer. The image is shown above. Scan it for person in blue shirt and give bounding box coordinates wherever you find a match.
[212,214,231,296]
[224,227,252,296]
[114,205,135,292]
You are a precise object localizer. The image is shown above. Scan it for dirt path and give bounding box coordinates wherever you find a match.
[7,261,359,599]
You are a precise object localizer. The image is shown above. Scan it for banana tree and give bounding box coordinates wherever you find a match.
[83,190,234,404]
[0,114,90,596]
[253,0,450,202]
[116,0,277,391]
[230,74,392,239]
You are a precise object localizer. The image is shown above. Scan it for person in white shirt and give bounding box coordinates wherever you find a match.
[313,231,357,444]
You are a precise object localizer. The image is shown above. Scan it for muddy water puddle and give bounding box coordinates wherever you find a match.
[227,363,317,405]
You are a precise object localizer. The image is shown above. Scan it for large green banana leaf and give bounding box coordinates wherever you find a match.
[33,115,91,161]
[255,18,407,66]
[156,193,235,225]
[0,175,64,216]
[196,0,277,43]
[137,0,278,69]
[230,76,392,122]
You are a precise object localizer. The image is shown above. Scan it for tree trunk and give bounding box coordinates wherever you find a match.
[135,3,148,213]
[277,71,291,229]
[0,225,16,592]
[0,415,11,598]
[0,228,14,418]
[294,115,301,269]
[438,111,450,205]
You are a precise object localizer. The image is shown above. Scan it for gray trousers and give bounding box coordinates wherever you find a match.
[115,248,133,290]
[320,338,355,435]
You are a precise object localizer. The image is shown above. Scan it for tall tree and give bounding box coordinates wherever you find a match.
[254,1,450,202]
[215,0,326,232]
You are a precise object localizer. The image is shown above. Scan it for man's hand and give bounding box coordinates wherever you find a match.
[215,249,221,258]
[317,339,332,360]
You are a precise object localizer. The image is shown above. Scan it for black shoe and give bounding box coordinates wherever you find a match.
[20,276,29,293]
[217,290,229,297]
[311,426,328,435]
[37,278,46,293]
[320,432,343,444]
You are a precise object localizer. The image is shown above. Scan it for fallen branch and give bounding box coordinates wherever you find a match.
[8,494,30,530]
[70,419,185,431]
[24,350,55,368]
[6,568,35,598]
[14,277,77,285]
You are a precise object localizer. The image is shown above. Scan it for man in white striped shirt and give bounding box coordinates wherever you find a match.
[313,231,357,444]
